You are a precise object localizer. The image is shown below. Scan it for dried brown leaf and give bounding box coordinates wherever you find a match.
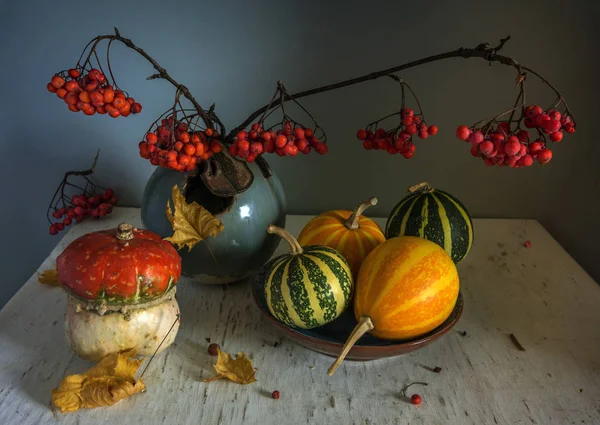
[51,348,145,413]
[164,185,224,251]
[203,347,257,385]
[38,267,59,286]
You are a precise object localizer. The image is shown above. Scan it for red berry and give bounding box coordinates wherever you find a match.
[549,131,563,142]
[304,128,314,138]
[516,130,530,143]
[316,143,329,155]
[505,139,520,156]
[529,141,544,156]
[496,122,511,136]
[470,144,481,157]
[238,140,250,151]
[479,140,494,156]
[282,144,293,156]
[456,125,471,141]
[296,139,309,151]
[524,240,531,248]
[250,142,264,155]
[563,122,576,133]
[402,108,414,118]
[417,130,428,139]
[505,156,518,168]
[402,116,413,125]
[537,149,553,164]
[427,125,438,136]
[264,140,275,153]
[545,120,561,133]
[56,223,65,231]
[524,117,536,128]
[363,140,373,150]
[51,75,65,89]
[468,130,484,145]
[49,224,59,235]
[518,154,534,167]
[275,134,287,148]
[548,110,561,121]
[272,390,280,400]
[525,105,542,118]
[293,128,305,139]
[63,217,72,226]
[208,343,219,356]
[410,394,421,405]
[535,113,551,128]
[483,157,495,166]
[405,124,417,135]
[356,129,367,140]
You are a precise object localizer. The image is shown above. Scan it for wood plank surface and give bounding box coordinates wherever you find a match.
[0,207,599,425]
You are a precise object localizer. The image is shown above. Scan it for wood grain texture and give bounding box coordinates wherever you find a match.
[1,208,599,425]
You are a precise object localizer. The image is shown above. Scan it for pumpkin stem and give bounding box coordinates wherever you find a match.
[345,197,378,230]
[116,223,134,241]
[408,182,434,194]
[328,316,374,376]
[267,225,303,255]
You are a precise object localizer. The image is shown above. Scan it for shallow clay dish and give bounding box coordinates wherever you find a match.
[252,274,463,361]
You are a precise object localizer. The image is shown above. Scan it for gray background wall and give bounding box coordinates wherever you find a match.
[1,0,598,308]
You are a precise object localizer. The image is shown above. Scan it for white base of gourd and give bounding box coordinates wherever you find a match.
[64,294,180,362]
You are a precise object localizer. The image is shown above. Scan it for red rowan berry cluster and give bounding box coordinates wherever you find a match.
[138,111,222,172]
[356,107,438,158]
[456,102,575,167]
[231,121,327,162]
[47,67,141,117]
[356,77,437,158]
[47,152,117,235]
[230,81,328,162]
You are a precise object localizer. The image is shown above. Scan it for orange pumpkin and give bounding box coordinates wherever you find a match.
[328,236,459,375]
[297,197,385,278]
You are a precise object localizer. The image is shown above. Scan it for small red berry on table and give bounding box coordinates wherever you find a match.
[524,240,531,248]
[271,390,280,400]
[208,343,219,356]
[410,394,422,405]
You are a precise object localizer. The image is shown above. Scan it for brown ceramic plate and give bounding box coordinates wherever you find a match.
[252,275,463,361]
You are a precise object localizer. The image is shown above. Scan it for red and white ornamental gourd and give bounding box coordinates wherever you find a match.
[56,222,182,361]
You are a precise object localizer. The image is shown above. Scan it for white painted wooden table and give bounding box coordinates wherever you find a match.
[1,207,599,425]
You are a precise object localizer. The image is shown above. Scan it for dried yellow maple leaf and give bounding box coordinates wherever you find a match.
[51,348,145,413]
[203,347,257,385]
[38,267,59,285]
[164,185,224,251]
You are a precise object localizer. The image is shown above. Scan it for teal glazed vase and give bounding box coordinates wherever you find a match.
[141,160,286,284]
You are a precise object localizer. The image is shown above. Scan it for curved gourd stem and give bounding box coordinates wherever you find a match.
[267,225,303,255]
[345,197,378,230]
[328,316,374,376]
[408,182,434,194]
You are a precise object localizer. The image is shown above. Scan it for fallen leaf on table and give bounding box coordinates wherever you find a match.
[51,348,145,413]
[38,267,59,285]
[164,185,224,251]
[203,347,257,385]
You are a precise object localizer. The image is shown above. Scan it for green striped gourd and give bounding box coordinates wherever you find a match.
[261,225,354,329]
[385,182,474,263]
